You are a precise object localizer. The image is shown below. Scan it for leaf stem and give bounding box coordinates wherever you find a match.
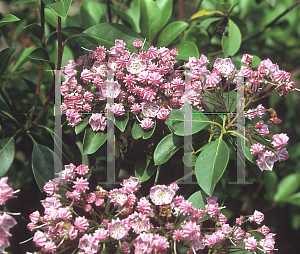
[154,165,161,186]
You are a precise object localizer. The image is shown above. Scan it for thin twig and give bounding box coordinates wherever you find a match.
[193,0,203,14]
[179,0,183,21]
[154,165,161,186]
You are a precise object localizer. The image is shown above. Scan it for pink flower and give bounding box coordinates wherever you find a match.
[255,104,267,118]
[205,73,221,88]
[213,58,236,78]
[74,216,89,232]
[147,46,159,59]
[247,71,265,84]
[150,185,175,205]
[123,177,141,194]
[241,54,253,65]
[133,39,143,49]
[78,234,99,254]
[255,120,269,135]
[108,218,129,240]
[157,108,170,120]
[250,143,265,155]
[66,111,82,127]
[140,118,155,130]
[275,148,289,162]
[113,103,125,116]
[256,151,278,171]
[41,241,57,253]
[245,109,256,120]
[89,114,106,131]
[153,234,169,252]
[120,242,132,253]
[128,212,151,234]
[182,221,201,243]
[76,165,89,175]
[221,224,232,235]
[130,104,140,114]
[245,236,257,251]
[173,229,184,241]
[250,210,264,224]
[109,189,128,207]
[29,211,41,224]
[272,133,289,150]
[81,69,93,83]
[93,228,108,241]
[33,230,47,247]
[73,177,89,193]
[58,208,72,220]
[84,91,93,102]
[204,234,217,247]
[137,197,153,215]
[274,70,290,84]
[258,225,270,235]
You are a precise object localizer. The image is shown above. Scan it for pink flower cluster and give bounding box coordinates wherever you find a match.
[0,177,17,252]
[27,164,276,254]
[250,133,289,171]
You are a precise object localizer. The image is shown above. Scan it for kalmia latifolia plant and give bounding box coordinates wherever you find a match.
[22,40,296,253]
[26,164,276,254]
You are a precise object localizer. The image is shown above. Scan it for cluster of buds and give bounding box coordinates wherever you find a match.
[0,177,18,252]
[27,164,276,253]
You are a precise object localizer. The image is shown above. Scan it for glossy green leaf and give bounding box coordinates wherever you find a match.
[274,174,300,202]
[111,5,139,32]
[157,21,188,48]
[48,42,73,69]
[195,139,229,196]
[24,23,43,41]
[0,47,16,76]
[252,55,262,68]
[127,5,141,34]
[172,41,199,61]
[32,143,61,191]
[135,155,157,182]
[188,190,228,209]
[142,120,156,140]
[28,47,55,70]
[166,106,209,136]
[156,0,172,29]
[132,121,143,139]
[230,15,248,38]
[11,47,35,72]
[140,0,161,43]
[83,23,148,52]
[115,111,129,132]
[46,0,73,19]
[80,1,104,29]
[245,138,255,162]
[0,137,15,177]
[154,133,183,165]
[183,23,209,49]
[183,152,197,167]
[0,14,20,28]
[284,192,300,207]
[83,128,107,155]
[221,19,242,57]
[75,116,89,135]
[190,9,223,21]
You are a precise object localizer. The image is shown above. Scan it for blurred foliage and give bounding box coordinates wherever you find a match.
[0,0,299,253]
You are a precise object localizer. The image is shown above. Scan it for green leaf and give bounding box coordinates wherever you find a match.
[245,139,254,162]
[44,8,66,28]
[156,0,172,30]
[75,116,89,135]
[111,5,139,32]
[172,41,199,61]
[23,23,43,41]
[140,0,161,43]
[28,47,55,70]
[157,21,188,48]
[183,23,209,49]
[142,120,156,139]
[190,9,223,21]
[0,14,20,28]
[263,170,278,198]
[188,190,228,209]
[83,23,148,52]
[154,133,183,165]
[221,19,242,57]
[135,155,157,182]
[48,42,74,69]
[284,192,300,207]
[166,106,209,136]
[195,139,229,196]
[127,5,141,33]
[83,128,107,155]
[11,47,35,72]
[80,1,104,29]
[0,47,16,76]
[183,152,197,167]
[32,143,61,191]
[46,0,73,19]
[132,120,143,139]
[0,137,15,177]
[115,111,129,132]
[274,174,300,202]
